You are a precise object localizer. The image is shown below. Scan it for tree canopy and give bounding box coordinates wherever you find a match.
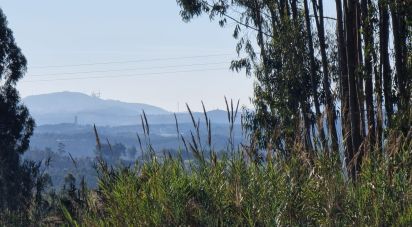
[177,0,411,178]
[0,8,36,213]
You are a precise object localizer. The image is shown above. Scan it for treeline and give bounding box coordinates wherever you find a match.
[177,0,411,178]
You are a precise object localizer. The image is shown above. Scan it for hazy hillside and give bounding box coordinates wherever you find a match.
[23,91,169,125]
[29,123,243,157]
[24,92,243,157]
[23,92,241,126]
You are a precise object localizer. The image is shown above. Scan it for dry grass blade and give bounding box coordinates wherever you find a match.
[93,124,101,151]
[189,142,203,163]
[190,131,199,152]
[234,99,240,120]
[143,110,150,136]
[230,99,234,124]
[68,152,78,169]
[224,96,230,123]
[186,103,197,129]
[181,135,189,154]
[174,113,180,139]
[106,138,113,152]
[211,151,217,167]
[140,115,147,137]
[44,155,52,168]
[136,133,144,158]
[189,130,205,163]
[196,119,202,148]
[208,118,212,147]
[201,101,209,128]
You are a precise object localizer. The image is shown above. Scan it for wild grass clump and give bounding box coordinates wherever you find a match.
[68,137,411,226]
[63,104,412,226]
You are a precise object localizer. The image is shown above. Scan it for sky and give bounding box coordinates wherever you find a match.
[0,1,335,112]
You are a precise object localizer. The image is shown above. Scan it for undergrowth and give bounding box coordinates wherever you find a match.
[61,107,412,226]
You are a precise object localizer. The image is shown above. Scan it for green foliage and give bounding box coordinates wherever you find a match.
[64,130,412,226]
[176,0,204,22]
[0,7,38,222]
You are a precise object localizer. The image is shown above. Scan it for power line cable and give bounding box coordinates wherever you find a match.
[30,53,234,69]
[23,67,230,83]
[29,61,230,77]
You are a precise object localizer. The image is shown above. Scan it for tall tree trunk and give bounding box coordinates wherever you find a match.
[335,0,354,164]
[345,0,362,178]
[374,69,384,152]
[301,100,314,151]
[285,0,312,150]
[304,0,327,151]
[356,1,367,139]
[375,0,388,152]
[312,0,339,153]
[379,0,393,130]
[390,0,409,134]
[289,0,312,151]
[279,0,287,18]
[361,0,376,152]
[290,0,298,20]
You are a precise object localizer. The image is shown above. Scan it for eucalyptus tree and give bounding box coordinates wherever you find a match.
[178,0,318,156]
[0,8,36,213]
[176,0,412,179]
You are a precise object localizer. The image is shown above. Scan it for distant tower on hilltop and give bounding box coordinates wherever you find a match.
[74,115,78,125]
[91,91,101,98]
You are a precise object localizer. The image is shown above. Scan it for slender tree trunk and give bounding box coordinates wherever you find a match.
[356,1,367,139]
[379,0,393,130]
[304,0,327,151]
[267,3,279,40]
[375,58,384,153]
[285,0,291,18]
[290,0,298,20]
[301,100,314,151]
[336,0,354,164]
[361,0,376,152]
[289,0,312,151]
[346,0,362,178]
[288,0,308,149]
[390,0,409,134]
[312,0,339,153]
[374,0,387,152]
[279,0,287,18]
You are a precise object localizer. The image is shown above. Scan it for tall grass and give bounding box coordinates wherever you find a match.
[60,103,412,226]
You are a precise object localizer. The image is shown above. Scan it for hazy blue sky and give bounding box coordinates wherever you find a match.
[1,1,335,112]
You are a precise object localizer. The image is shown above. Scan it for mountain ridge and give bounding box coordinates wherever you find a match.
[23,91,240,126]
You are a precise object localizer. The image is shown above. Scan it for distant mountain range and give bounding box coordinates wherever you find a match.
[23,92,240,126]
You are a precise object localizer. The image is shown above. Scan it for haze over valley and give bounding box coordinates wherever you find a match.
[25,91,242,157]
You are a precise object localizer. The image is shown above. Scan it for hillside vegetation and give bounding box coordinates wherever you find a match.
[63,127,412,226]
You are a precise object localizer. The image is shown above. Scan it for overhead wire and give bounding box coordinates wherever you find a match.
[23,67,231,83]
[29,61,231,77]
[30,53,234,69]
